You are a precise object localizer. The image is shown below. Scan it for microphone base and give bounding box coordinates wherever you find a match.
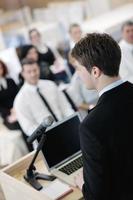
[24,173,43,191]
[35,172,56,181]
[24,170,56,190]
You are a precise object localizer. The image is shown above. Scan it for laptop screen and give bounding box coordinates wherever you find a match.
[41,113,81,168]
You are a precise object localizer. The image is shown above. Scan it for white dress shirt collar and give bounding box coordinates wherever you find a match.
[120,40,133,50]
[70,40,75,50]
[24,81,38,92]
[99,79,125,97]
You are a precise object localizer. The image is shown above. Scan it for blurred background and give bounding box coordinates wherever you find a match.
[0,0,133,168]
[0,0,133,50]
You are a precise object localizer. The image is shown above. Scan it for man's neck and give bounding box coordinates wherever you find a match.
[97,75,121,94]
[25,81,38,87]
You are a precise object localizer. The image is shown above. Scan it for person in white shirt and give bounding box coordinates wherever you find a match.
[66,72,99,118]
[69,23,82,50]
[57,24,83,76]
[64,53,99,119]
[119,21,133,83]
[68,24,83,76]
[14,59,74,137]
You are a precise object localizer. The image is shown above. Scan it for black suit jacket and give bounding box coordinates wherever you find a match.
[0,78,18,118]
[80,81,133,200]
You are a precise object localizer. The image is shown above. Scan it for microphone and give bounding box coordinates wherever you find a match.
[27,116,54,144]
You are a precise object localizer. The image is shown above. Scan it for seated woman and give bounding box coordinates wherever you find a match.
[18,45,56,83]
[29,28,55,66]
[29,28,69,84]
[0,60,19,130]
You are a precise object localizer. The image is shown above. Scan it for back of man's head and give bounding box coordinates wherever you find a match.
[71,33,121,77]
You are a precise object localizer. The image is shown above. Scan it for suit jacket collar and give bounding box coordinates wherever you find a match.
[97,81,130,106]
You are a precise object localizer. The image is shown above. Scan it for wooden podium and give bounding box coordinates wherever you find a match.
[0,151,83,200]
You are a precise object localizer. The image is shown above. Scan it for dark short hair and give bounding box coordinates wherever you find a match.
[18,45,38,61]
[0,60,8,77]
[21,58,39,69]
[69,23,81,33]
[122,20,133,31]
[29,28,40,39]
[71,33,121,76]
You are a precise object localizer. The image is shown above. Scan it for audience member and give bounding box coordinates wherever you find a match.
[66,73,98,117]
[14,59,74,137]
[119,21,133,83]
[18,45,56,82]
[29,28,55,66]
[29,28,69,84]
[65,53,99,119]
[58,23,82,76]
[0,60,19,130]
[69,23,82,49]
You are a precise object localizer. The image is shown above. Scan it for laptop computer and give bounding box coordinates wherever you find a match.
[40,112,83,186]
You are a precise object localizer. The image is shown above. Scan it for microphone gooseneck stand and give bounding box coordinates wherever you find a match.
[24,133,56,190]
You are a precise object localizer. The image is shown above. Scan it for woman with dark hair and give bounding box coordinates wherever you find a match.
[18,45,56,83]
[0,60,19,130]
[29,28,69,84]
[29,28,56,65]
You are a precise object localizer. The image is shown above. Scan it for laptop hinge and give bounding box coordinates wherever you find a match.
[54,151,82,169]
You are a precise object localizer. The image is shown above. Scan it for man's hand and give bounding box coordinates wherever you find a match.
[74,170,84,190]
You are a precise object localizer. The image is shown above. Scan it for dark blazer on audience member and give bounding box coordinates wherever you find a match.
[0,78,18,118]
[80,81,133,200]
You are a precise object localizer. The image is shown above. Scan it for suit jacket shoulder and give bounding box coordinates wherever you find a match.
[81,81,133,143]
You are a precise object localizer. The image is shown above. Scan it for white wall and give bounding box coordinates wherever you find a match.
[87,0,110,16]
[0,30,5,51]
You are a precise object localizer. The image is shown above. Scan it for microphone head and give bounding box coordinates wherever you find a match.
[43,115,54,127]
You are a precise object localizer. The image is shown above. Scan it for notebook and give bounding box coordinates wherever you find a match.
[41,179,73,200]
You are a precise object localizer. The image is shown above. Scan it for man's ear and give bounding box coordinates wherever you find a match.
[91,66,102,78]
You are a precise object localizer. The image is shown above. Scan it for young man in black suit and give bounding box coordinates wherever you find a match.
[71,33,133,200]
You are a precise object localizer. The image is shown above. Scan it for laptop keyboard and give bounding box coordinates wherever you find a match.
[59,156,83,175]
